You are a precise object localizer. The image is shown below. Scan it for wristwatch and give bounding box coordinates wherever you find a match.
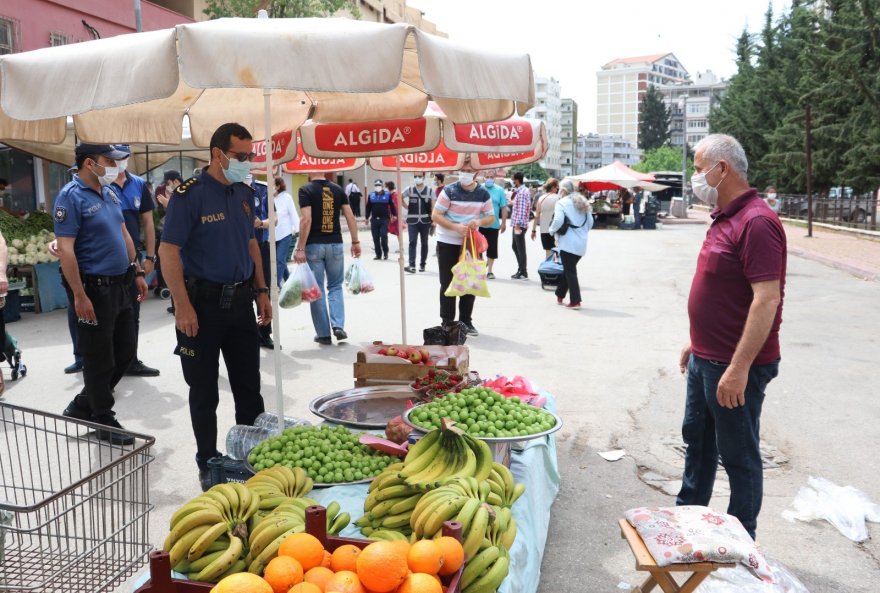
[255,287,269,294]
[147,254,157,264]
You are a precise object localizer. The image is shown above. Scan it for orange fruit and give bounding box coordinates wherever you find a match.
[322,550,332,568]
[330,544,362,572]
[263,555,304,593]
[356,541,409,593]
[396,572,443,593]
[391,540,411,557]
[407,540,443,576]
[304,566,335,592]
[288,583,323,593]
[435,537,464,576]
[324,570,365,593]
[279,533,326,572]
[214,572,273,593]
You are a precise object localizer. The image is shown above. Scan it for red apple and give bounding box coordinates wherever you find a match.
[419,348,431,360]
[423,360,435,366]
[386,346,398,356]
[377,348,387,355]
[396,350,409,359]
[408,351,422,363]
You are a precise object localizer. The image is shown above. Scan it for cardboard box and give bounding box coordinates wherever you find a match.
[353,342,469,387]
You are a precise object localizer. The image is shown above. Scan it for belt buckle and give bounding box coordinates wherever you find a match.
[219,284,235,309]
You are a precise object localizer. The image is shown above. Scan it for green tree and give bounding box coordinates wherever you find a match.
[204,0,358,19]
[632,146,692,177]
[508,162,549,183]
[638,85,670,151]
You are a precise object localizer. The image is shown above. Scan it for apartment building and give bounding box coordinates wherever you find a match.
[596,53,688,146]
[559,98,577,177]
[658,70,727,150]
[575,133,641,174]
[525,76,562,178]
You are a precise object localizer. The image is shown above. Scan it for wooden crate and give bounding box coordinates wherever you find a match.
[353,342,469,387]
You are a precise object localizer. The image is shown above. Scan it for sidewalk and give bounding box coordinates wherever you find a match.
[683,209,880,281]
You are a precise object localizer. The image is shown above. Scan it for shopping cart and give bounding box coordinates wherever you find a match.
[0,403,155,592]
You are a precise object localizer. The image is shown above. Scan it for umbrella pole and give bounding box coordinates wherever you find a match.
[396,157,407,345]
[264,89,284,434]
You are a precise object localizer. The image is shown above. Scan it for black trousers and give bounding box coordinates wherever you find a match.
[257,240,271,340]
[127,278,142,358]
[511,228,528,274]
[66,281,136,419]
[371,218,389,258]
[408,221,430,267]
[175,291,265,463]
[437,241,475,325]
[555,250,582,304]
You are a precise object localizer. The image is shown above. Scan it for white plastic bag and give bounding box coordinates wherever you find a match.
[695,557,809,593]
[344,259,375,295]
[279,263,321,309]
[782,476,880,542]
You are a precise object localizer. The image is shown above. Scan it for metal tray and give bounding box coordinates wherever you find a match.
[309,385,417,429]
[401,406,563,444]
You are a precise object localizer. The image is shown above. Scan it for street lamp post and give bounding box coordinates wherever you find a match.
[678,94,689,218]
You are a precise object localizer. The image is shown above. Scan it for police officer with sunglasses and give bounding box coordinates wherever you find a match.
[159,122,272,490]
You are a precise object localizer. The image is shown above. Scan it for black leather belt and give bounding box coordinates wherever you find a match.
[82,270,131,287]
[186,277,253,306]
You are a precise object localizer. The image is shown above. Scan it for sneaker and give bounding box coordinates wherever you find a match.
[405,266,417,274]
[92,416,135,446]
[486,272,496,280]
[511,272,525,280]
[332,327,348,341]
[62,396,91,421]
[383,255,388,260]
[566,302,582,310]
[259,336,275,350]
[64,360,83,374]
[419,264,426,272]
[314,336,332,345]
[126,360,160,377]
[463,322,479,337]
[167,305,175,314]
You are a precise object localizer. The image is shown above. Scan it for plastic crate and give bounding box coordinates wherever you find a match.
[0,403,155,592]
[206,455,255,486]
[135,506,464,592]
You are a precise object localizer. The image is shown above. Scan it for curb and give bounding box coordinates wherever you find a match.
[788,246,879,281]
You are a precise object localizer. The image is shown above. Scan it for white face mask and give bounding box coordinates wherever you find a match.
[767,192,777,200]
[413,176,424,185]
[93,162,118,187]
[691,162,722,207]
[457,171,475,186]
[116,158,129,173]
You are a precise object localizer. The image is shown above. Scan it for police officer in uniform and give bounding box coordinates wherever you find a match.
[111,146,160,376]
[55,143,148,446]
[365,179,394,260]
[159,123,272,490]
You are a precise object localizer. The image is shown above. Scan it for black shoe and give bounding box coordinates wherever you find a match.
[419,264,426,272]
[383,255,388,260]
[167,306,175,314]
[62,396,91,421]
[373,256,382,260]
[259,336,275,350]
[198,466,212,492]
[64,360,83,374]
[314,336,332,345]
[405,266,416,274]
[463,322,479,337]
[126,360,160,377]
[332,327,348,341]
[511,272,524,279]
[92,416,135,446]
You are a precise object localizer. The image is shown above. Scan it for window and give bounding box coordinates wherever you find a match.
[49,31,69,46]
[0,18,16,54]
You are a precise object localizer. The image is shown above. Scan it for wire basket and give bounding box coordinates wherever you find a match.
[0,403,155,592]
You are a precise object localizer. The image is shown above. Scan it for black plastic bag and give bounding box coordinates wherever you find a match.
[423,322,468,346]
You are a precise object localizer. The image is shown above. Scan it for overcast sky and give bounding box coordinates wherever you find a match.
[410,0,791,132]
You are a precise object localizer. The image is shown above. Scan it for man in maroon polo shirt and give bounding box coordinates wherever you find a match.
[676,134,786,539]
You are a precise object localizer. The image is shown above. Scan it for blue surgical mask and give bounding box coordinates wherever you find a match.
[220,151,252,184]
[484,179,495,188]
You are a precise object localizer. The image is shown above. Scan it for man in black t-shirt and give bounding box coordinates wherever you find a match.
[295,172,362,345]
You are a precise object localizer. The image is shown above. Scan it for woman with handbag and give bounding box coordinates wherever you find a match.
[431,159,495,337]
[548,179,594,310]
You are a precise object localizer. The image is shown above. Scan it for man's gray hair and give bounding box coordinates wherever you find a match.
[695,134,749,178]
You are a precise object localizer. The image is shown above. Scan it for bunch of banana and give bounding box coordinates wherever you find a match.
[244,466,313,510]
[367,529,411,542]
[163,483,259,583]
[460,545,509,593]
[245,497,349,575]
[486,462,525,508]
[358,465,421,536]
[399,425,493,490]
[483,506,516,551]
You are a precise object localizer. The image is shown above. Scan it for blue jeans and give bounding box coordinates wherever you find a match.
[275,235,293,288]
[305,243,345,338]
[677,354,779,539]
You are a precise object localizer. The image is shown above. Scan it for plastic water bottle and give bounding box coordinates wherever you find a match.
[225,425,272,460]
[252,412,310,432]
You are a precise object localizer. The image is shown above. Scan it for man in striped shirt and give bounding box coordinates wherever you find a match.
[510,172,531,279]
[432,158,495,337]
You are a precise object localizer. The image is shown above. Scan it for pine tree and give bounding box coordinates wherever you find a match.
[638,85,671,151]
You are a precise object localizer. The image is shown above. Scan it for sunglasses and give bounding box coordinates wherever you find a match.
[224,150,257,163]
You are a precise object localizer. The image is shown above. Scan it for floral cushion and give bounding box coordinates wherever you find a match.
[624,506,774,583]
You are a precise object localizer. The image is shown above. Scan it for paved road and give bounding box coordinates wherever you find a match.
[1,216,877,592]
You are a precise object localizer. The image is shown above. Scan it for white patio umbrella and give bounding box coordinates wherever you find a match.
[570,160,660,190]
[0,14,535,429]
